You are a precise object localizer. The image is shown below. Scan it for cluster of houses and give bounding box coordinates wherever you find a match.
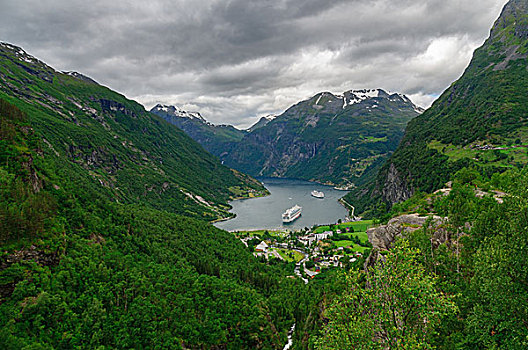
[299,231,333,246]
[310,251,363,270]
[239,225,367,280]
[472,144,495,151]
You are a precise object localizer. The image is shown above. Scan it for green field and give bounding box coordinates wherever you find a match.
[274,248,305,262]
[333,239,369,253]
[334,240,354,247]
[312,221,373,254]
[428,140,528,167]
[342,231,368,242]
[313,220,373,234]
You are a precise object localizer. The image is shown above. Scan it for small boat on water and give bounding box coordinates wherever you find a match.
[311,190,325,198]
[282,205,302,223]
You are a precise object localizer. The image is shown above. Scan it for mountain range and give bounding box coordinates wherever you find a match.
[153,89,423,187]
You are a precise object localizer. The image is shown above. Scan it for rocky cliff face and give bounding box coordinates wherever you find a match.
[366,214,446,251]
[0,245,61,302]
[380,163,413,205]
[364,214,447,268]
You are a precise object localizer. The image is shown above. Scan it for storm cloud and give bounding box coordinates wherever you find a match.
[0,0,508,128]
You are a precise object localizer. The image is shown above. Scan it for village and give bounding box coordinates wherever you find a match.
[234,220,373,281]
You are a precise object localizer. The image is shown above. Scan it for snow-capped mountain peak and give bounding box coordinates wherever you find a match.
[334,88,423,113]
[340,89,385,108]
[151,104,206,123]
[246,114,277,132]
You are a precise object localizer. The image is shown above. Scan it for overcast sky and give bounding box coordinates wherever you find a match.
[0,0,508,128]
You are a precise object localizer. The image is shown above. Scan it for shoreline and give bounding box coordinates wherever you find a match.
[338,197,356,218]
[210,214,236,224]
[211,186,271,224]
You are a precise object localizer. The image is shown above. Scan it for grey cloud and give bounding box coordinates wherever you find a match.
[0,0,509,127]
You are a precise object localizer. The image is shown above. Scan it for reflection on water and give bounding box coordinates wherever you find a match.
[214,178,349,231]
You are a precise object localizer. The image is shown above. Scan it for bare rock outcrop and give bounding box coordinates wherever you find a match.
[381,163,413,205]
[364,213,448,269]
[0,246,60,302]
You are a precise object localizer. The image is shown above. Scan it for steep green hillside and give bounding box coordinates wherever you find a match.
[0,59,299,348]
[0,42,266,221]
[224,90,422,187]
[349,0,528,215]
[150,104,246,159]
[247,115,276,132]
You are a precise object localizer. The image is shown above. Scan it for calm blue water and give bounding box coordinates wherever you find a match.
[214,178,349,231]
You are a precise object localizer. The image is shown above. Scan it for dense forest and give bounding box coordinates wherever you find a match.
[316,167,528,349]
[3,91,528,349]
[0,96,312,348]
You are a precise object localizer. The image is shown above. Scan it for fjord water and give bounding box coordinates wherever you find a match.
[214,178,349,231]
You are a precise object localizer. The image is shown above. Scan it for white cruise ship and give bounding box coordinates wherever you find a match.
[282,205,302,223]
[311,190,324,198]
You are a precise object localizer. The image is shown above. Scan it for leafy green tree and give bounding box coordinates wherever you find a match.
[467,169,528,349]
[315,240,456,349]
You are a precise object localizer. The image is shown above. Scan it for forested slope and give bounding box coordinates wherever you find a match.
[317,166,528,349]
[0,42,266,221]
[347,0,528,216]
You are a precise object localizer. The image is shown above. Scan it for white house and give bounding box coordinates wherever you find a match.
[255,241,269,252]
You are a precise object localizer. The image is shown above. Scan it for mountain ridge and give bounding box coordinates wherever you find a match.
[150,103,247,159]
[223,88,422,186]
[0,42,266,220]
[153,89,423,187]
[247,114,276,132]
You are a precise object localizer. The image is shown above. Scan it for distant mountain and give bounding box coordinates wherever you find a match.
[247,114,276,132]
[150,104,246,158]
[347,0,528,214]
[0,42,266,220]
[222,89,422,186]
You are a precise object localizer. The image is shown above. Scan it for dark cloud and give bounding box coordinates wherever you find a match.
[0,0,508,128]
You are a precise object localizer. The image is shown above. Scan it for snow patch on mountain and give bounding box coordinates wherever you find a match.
[247,114,277,132]
[151,104,207,123]
[339,89,383,108]
[1,42,47,67]
[63,71,99,84]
